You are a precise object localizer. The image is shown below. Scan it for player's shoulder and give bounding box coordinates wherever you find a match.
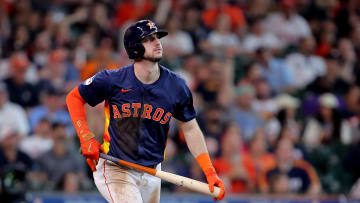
[92,65,132,81]
[83,65,131,86]
[160,65,187,86]
[102,65,132,76]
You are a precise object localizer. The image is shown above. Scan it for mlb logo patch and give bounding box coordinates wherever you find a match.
[84,75,95,85]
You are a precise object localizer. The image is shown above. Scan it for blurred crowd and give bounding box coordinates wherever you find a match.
[1,0,360,201]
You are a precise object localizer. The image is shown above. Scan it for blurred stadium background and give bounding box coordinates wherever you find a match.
[1,0,360,202]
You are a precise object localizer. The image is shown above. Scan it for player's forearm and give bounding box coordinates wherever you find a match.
[181,119,209,158]
[180,119,216,174]
[66,87,93,143]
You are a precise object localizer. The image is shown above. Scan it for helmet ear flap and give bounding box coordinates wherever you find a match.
[127,43,145,59]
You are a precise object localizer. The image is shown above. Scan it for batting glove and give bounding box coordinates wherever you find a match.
[86,158,97,172]
[81,137,100,171]
[204,169,226,201]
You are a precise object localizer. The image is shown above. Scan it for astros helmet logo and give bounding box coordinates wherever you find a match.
[147,21,156,30]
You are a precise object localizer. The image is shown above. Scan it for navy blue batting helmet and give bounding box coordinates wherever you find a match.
[124,20,168,59]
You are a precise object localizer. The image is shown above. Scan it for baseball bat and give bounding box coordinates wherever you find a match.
[99,153,221,198]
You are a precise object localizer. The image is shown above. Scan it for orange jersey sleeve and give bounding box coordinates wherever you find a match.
[66,86,91,143]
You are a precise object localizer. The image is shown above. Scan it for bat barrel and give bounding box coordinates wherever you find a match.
[155,170,220,198]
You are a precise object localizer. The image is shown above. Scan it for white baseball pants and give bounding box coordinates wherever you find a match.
[93,158,161,203]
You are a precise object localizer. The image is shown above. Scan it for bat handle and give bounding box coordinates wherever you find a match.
[100,153,119,163]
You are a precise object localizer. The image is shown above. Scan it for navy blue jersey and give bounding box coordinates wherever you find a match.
[78,65,196,166]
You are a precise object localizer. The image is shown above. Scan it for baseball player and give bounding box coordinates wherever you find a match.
[66,19,226,202]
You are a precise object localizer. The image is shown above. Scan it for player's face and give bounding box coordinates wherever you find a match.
[141,34,163,62]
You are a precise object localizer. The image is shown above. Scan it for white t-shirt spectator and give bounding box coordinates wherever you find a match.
[243,32,282,52]
[0,102,30,136]
[264,12,311,46]
[252,98,278,120]
[19,135,53,159]
[285,53,326,88]
[160,31,194,55]
[207,31,241,49]
[0,60,38,84]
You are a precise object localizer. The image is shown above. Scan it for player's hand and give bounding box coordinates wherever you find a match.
[80,137,100,171]
[204,169,226,201]
[86,158,97,172]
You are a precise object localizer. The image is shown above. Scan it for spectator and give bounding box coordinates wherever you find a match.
[80,37,119,81]
[195,56,226,104]
[88,2,112,41]
[266,94,301,145]
[334,0,360,38]
[182,6,208,51]
[27,11,42,42]
[256,47,295,93]
[36,122,87,190]
[242,17,283,54]
[19,118,53,159]
[315,19,337,57]
[286,36,326,89]
[268,172,290,194]
[39,47,79,92]
[229,84,264,142]
[73,33,96,69]
[10,0,32,28]
[305,51,349,96]
[246,0,272,19]
[0,4,11,57]
[113,0,155,28]
[0,127,33,202]
[252,79,277,122]
[198,103,226,138]
[259,137,321,195]
[56,172,82,194]
[245,129,276,191]
[3,52,39,108]
[0,82,29,136]
[31,31,52,67]
[303,93,352,147]
[53,23,71,48]
[350,25,360,57]
[175,54,203,90]
[201,0,246,30]
[160,14,194,60]
[205,14,241,58]
[336,38,357,83]
[263,0,312,47]
[28,87,72,136]
[237,61,263,86]
[213,122,255,193]
[349,178,360,199]
[2,25,30,58]
[341,85,360,119]
[0,47,38,83]
[339,85,360,144]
